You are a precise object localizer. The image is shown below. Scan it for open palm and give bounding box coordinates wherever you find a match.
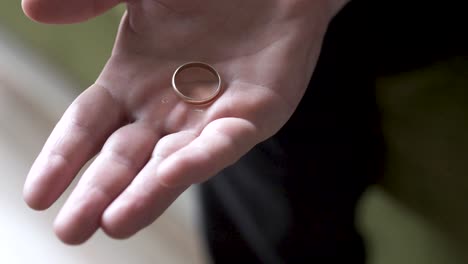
[22,0,343,244]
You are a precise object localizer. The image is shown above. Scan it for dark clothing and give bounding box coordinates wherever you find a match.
[199,1,467,263]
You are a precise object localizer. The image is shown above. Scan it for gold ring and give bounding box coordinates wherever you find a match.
[172,62,222,105]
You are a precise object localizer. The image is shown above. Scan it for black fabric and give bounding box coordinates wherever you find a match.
[199,0,467,263]
[376,1,468,75]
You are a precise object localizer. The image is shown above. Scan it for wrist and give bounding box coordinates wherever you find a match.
[328,0,350,16]
[284,0,350,24]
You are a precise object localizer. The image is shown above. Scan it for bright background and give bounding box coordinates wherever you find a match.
[1,3,467,264]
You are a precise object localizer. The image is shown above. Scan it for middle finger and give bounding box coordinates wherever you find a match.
[53,122,159,244]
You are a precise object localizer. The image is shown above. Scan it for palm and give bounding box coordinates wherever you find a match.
[23,0,336,244]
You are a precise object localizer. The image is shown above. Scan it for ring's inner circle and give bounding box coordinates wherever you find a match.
[174,66,219,101]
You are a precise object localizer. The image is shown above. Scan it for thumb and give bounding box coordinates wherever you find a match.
[22,0,122,24]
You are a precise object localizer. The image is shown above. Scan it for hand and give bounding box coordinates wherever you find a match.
[22,0,345,244]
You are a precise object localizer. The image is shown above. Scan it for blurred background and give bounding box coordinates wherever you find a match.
[0,3,467,264]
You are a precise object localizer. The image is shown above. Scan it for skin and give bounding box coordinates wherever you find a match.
[22,0,348,244]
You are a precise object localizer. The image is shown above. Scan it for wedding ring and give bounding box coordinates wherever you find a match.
[172,62,222,105]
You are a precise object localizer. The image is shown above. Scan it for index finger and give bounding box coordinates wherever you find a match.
[22,0,122,24]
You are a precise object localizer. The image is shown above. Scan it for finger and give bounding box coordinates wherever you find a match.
[53,122,159,244]
[101,131,196,238]
[22,0,122,24]
[23,84,124,210]
[100,118,260,238]
[157,118,260,187]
